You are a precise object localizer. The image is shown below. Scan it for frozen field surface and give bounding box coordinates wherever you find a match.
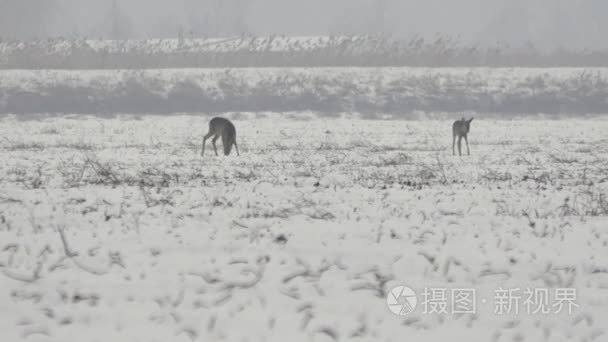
[0,114,607,342]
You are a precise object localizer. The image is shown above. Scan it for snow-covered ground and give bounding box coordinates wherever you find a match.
[0,113,607,342]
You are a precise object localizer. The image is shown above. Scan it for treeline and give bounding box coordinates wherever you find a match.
[1,67,607,116]
[2,35,608,69]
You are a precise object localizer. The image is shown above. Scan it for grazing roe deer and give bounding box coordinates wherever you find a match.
[452,118,473,156]
[201,117,240,157]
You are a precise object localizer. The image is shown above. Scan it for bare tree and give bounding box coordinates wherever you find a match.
[372,0,389,34]
[232,0,251,35]
[109,0,132,39]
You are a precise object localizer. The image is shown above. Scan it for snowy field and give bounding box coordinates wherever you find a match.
[1,113,608,342]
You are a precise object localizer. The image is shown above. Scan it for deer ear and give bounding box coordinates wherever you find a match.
[468,118,474,122]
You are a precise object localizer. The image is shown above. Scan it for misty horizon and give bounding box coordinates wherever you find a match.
[1,0,607,50]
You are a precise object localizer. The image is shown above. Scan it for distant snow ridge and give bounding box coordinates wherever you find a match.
[1,67,607,116]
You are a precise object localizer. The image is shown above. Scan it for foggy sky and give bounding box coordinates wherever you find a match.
[1,0,607,50]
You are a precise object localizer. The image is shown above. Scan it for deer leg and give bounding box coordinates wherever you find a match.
[452,134,456,156]
[458,136,462,156]
[464,135,470,156]
[234,141,240,156]
[201,138,206,157]
[201,132,212,156]
[212,135,219,156]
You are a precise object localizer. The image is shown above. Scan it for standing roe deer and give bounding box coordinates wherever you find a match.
[452,117,473,156]
[201,117,240,157]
